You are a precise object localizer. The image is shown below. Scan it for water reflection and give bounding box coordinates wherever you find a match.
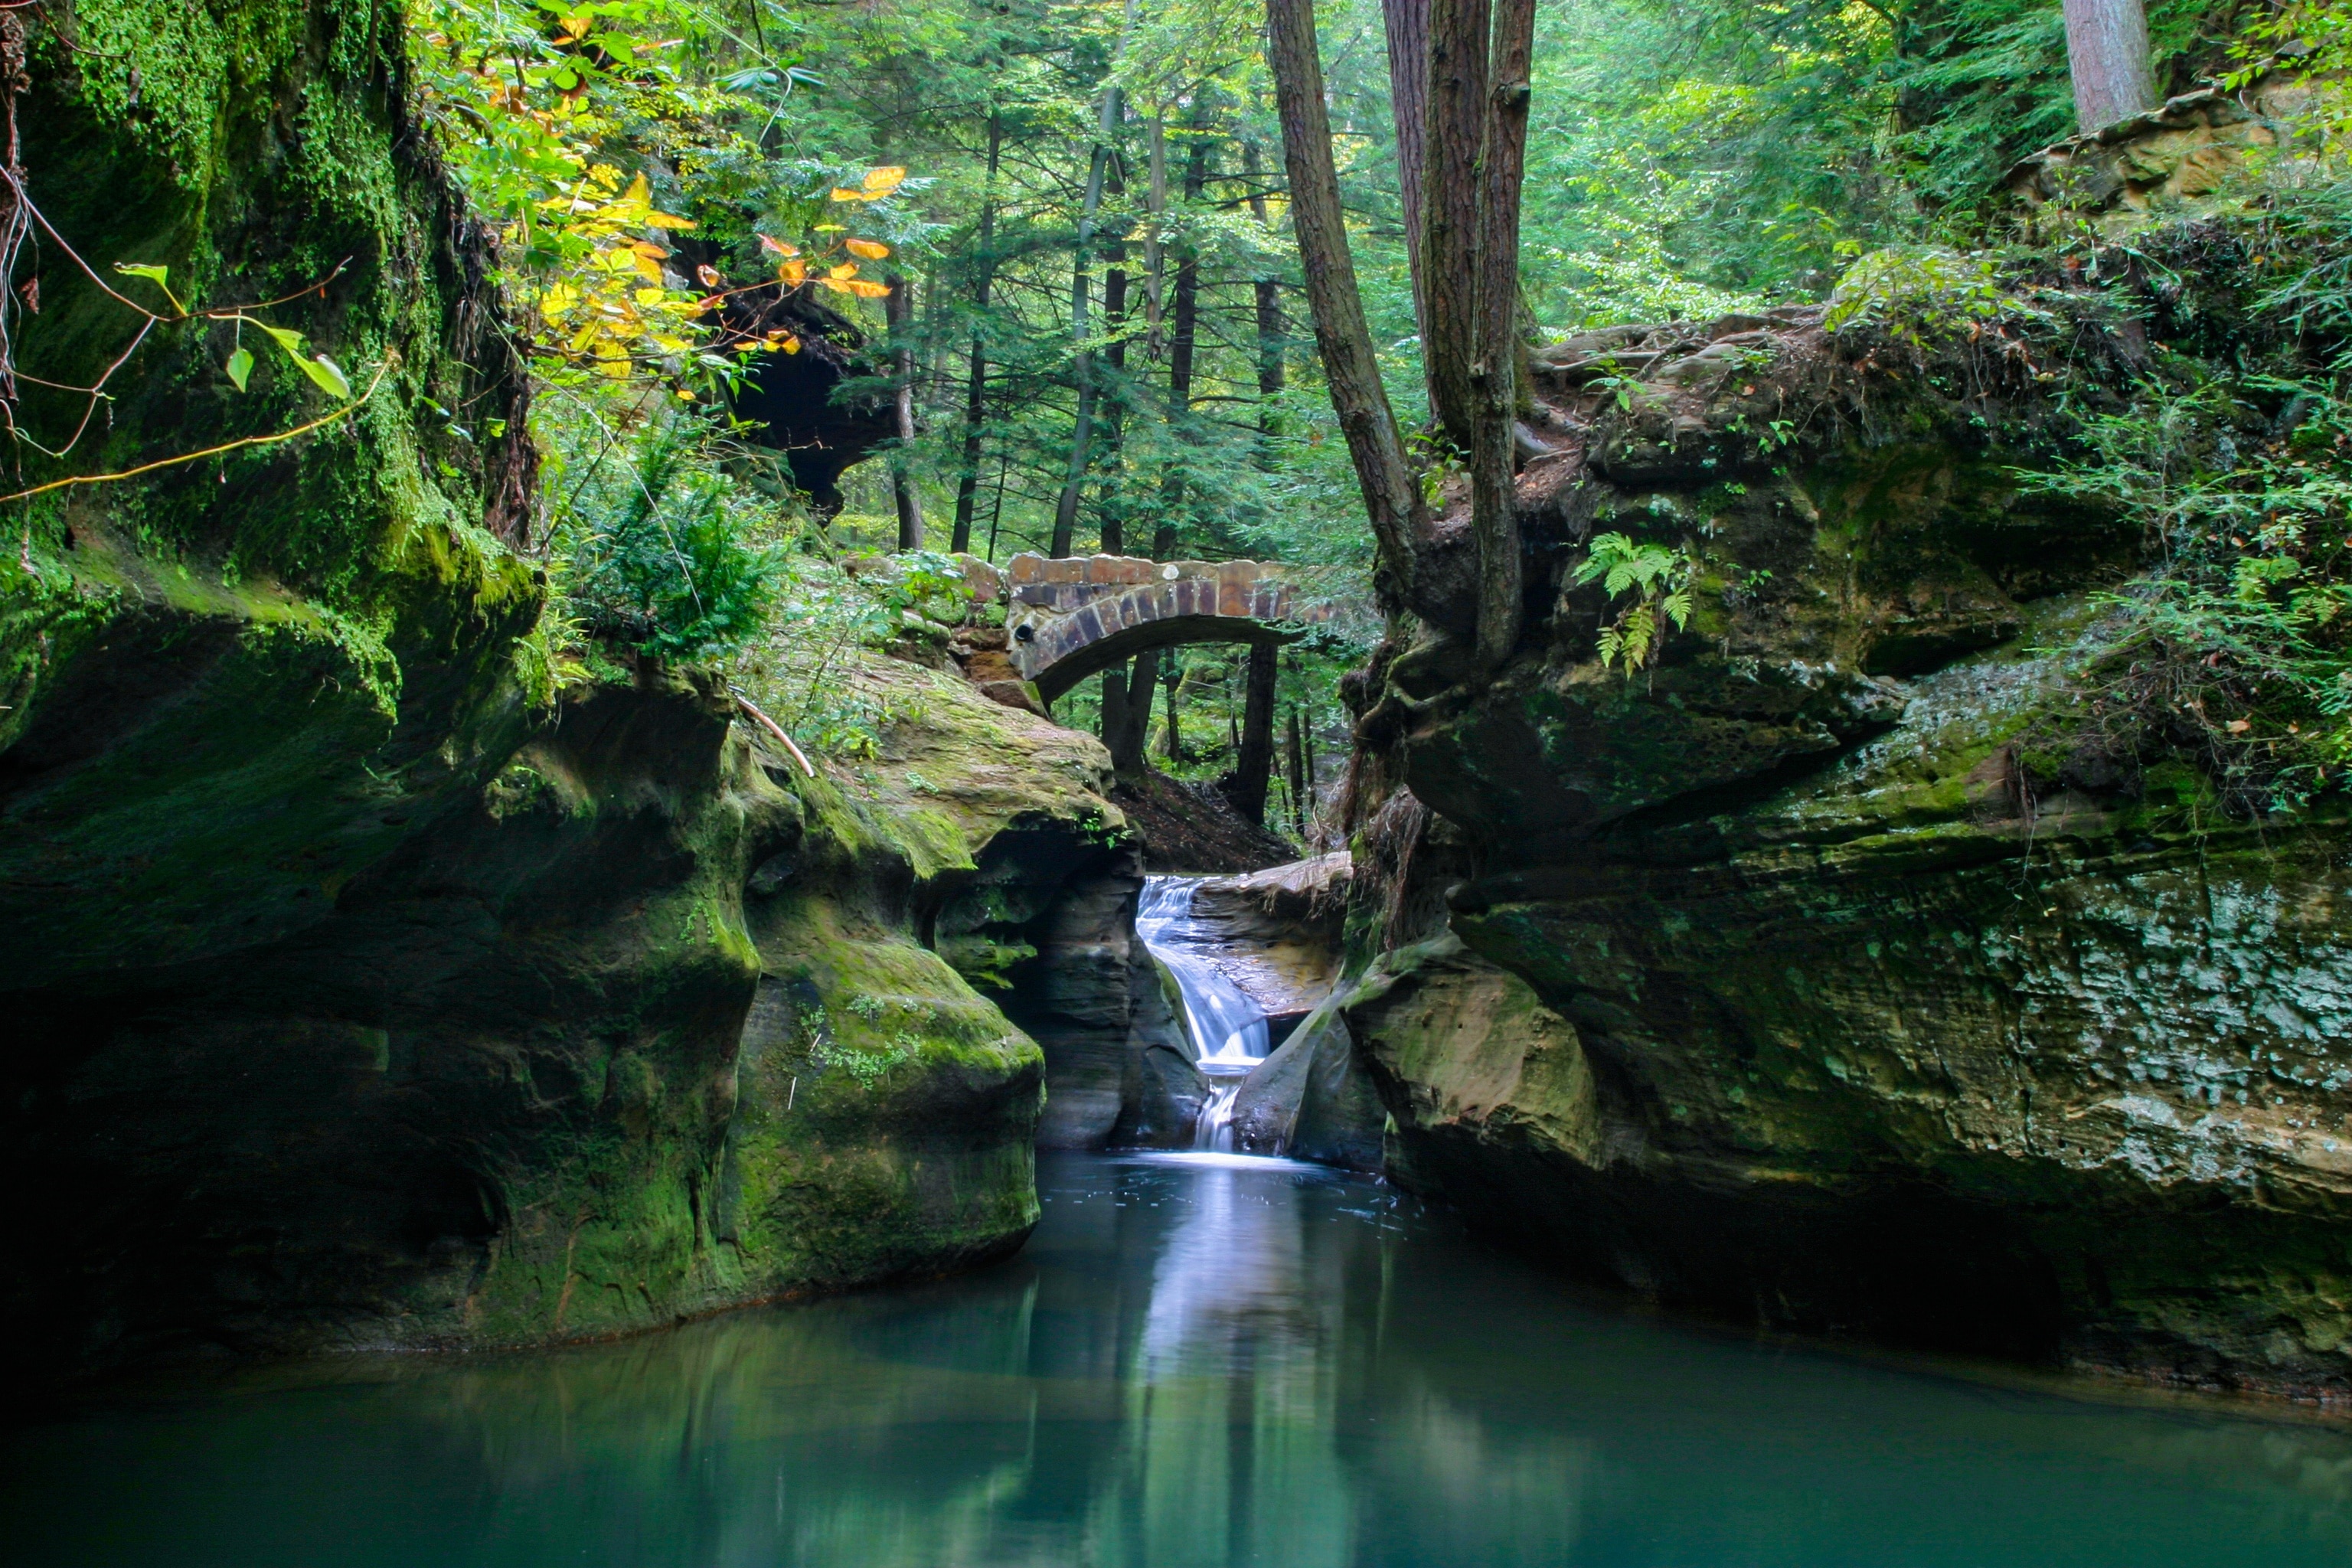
[9,1152,2352,1567]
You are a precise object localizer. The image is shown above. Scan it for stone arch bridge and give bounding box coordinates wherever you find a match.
[959,553,1338,702]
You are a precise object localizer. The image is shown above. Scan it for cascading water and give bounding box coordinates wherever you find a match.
[1133,876,1269,1149]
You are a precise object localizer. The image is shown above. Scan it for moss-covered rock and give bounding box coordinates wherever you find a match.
[1351,299,2352,1400]
[0,0,1122,1383]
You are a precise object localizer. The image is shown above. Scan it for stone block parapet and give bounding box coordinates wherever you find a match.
[952,553,1332,704]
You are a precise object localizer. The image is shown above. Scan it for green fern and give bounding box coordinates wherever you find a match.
[1573,533,1694,672]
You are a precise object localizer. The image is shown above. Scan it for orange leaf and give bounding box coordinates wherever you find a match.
[757,234,800,256]
[818,276,853,295]
[841,278,891,298]
[777,260,806,285]
[861,166,906,194]
[828,263,858,279]
[844,238,890,260]
[696,264,721,287]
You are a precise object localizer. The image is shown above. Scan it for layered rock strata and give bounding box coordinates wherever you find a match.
[0,0,1135,1381]
[1348,249,2352,1397]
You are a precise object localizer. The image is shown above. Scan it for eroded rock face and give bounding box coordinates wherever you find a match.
[1348,284,2352,1398]
[0,3,1096,1382]
[1177,853,1353,1027]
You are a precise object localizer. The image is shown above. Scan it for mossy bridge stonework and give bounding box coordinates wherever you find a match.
[959,554,1335,702]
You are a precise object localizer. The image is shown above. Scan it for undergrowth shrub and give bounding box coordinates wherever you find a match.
[554,421,786,663]
[2022,172,2352,812]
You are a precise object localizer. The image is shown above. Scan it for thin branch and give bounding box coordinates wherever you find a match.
[2,354,394,505]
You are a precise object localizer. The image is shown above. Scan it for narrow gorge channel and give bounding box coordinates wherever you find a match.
[14,1152,2352,1567]
[1135,875,1272,1150]
[18,0,2352,1561]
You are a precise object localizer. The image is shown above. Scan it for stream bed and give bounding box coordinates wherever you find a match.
[9,1152,2352,1567]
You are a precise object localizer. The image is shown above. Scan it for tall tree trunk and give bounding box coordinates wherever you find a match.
[1145,112,1168,357]
[1052,70,1126,557]
[1264,0,1426,609]
[950,112,1003,555]
[1100,143,1131,557]
[2063,0,2154,132]
[1103,647,1161,773]
[1167,132,1208,424]
[1299,705,1317,816]
[1286,704,1308,835]
[1243,138,1287,459]
[1382,0,1432,365]
[1151,129,1210,564]
[1421,0,1489,455]
[1224,641,1279,825]
[1163,661,1184,763]
[885,272,925,552]
[1470,0,1534,665]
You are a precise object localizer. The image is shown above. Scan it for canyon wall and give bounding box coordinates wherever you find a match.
[0,0,1138,1380]
[1346,247,2352,1398]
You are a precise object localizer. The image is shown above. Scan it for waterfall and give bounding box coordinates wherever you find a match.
[1134,876,1269,1148]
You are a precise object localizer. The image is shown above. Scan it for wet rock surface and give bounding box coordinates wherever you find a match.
[0,8,1124,1384]
[1343,266,2352,1399]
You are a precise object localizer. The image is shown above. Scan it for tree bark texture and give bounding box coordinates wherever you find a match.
[1162,661,1184,762]
[1167,132,1208,424]
[1382,0,1432,361]
[1286,704,1309,835]
[1052,79,1123,557]
[1223,640,1280,825]
[885,273,925,552]
[1470,0,1533,665]
[2063,0,2154,133]
[1265,0,1426,609]
[1421,0,1490,455]
[1145,113,1168,354]
[1110,648,1162,772]
[1244,138,1287,459]
[950,113,1003,554]
[1100,148,1132,556]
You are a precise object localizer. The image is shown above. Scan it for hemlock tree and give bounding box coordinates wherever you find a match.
[2062,0,2154,132]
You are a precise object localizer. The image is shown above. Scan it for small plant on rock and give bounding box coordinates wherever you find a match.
[1573,533,1694,673]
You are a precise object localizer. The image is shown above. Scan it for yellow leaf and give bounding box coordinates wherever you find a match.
[598,355,635,379]
[862,166,906,194]
[842,278,891,298]
[632,252,664,283]
[633,286,666,306]
[624,172,652,205]
[844,238,890,260]
[828,188,874,203]
[647,211,695,230]
[829,263,858,279]
[777,260,806,285]
[780,334,802,354]
[632,240,669,258]
[818,276,854,295]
